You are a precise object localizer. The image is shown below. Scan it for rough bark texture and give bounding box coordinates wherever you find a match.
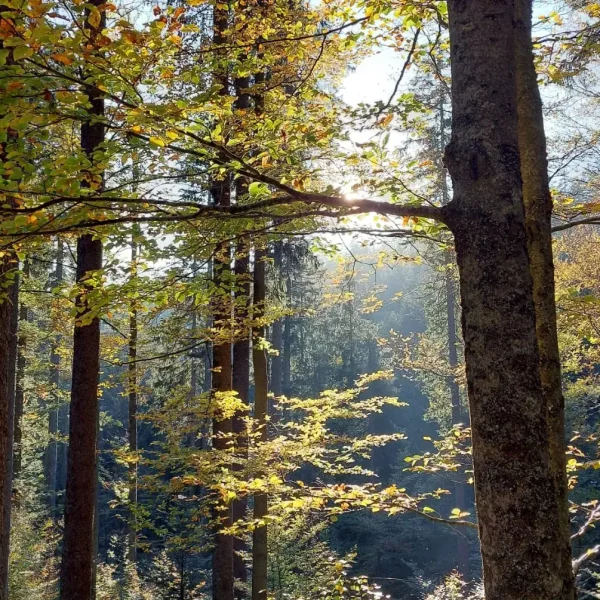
[60,4,104,595]
[514,1,575,595]
[443,1,575,598]
[60,235,102,600]
[211,181,234,600]
[252,247,269,600]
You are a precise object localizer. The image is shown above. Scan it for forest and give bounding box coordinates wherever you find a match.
[2,0,600,598]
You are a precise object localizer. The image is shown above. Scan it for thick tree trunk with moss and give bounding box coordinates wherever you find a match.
[443,1,575,598]
[252,247,269,600]
[514,1,574,593]
[60,4,104,597]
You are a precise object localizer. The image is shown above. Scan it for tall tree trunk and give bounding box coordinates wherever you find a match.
[514,0,574,593]
[252,247,268,600]
[60,2,105,596]
[211,176,234,599]
[210,3,234,574]
[210,5,234,592]
[282,262,292,398]
[282,318,291,398]
[443,1,575,598]
[46,239,64,514]
[231,47,250,584]
[60,235,102,600]
[128,236,138,565]
[270,241,283,410]
[0,274,17,600]
[13,261,29,483]
[0,28,19,597]
[232,235,250,599]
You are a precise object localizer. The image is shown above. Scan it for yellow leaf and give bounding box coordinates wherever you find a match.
[88,10,101,29]
[149,136,165,147]
[51,53,73,65]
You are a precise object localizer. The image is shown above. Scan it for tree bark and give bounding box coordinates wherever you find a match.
[60,235,102,600]
[60,2,104,596]
[211,178,234,598]
[514,1,574,594]
[252,247,269,600]
[443,1,575,598]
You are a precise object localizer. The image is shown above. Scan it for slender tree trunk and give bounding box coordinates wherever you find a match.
[13,261,29,483]
[282,319,291,398]
[0,28,19,596]
[56,400,68,503]
[210,4,234,579]
[282,262,292,398]
[60,236,102,600]
[443,1,575,598]
[270,241,283,410]
[231,51,251,585]
[252,247,269,600]
[46,239,64,514]
[60,2,105,596]
[128,237,138,565]
[211,181,234,599]
[232,235,250,599]
[514,0,574,594]
[0,273,17,600]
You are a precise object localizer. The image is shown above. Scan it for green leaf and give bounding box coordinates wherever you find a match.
[13,46,33,61]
